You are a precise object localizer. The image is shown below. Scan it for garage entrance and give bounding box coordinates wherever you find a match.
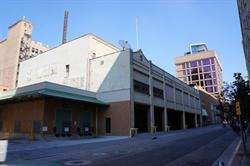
[185,112,195,128]
[55,109,72,136]
[167,109,182,130]
[134,103,149,133]
[154,107,164,132]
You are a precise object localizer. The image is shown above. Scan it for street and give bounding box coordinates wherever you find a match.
[4,125,237,166]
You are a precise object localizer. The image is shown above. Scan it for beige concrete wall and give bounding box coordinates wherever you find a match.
[0,19,49,90]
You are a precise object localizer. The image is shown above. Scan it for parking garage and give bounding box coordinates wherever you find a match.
[167,109,182,130]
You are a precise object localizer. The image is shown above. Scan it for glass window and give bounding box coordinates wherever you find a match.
[202,58,210,65]
[203,66,211,72]
[204,73,212,79]
[199,67,203,73]
[213,72,216,78]
[190,61,197,67]
[213,79,217,85]
[214,86,218,92]
[211,65,215,71]
[186,69,190,74]
[211,58,215,64]
[191,68,198,74]
[200,81,204,86]
[200,74,203,79]
[206,87,213,92]
[192,75,199,81]
[198,61,202,66]
[205,80,212,86]
[186,63,190,68]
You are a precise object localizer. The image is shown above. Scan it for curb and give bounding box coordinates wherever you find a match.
[212,136,241,166]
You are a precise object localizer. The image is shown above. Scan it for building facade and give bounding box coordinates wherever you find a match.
[195,86,220,125]
[0,20,202,137]
[0,19,48,90]
[237,0,250,80]
[175,44,223,97]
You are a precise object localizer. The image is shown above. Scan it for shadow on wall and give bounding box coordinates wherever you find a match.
[96,49,131,94]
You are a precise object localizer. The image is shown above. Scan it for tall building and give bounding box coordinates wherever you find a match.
[175,44,223,97]
[0,18,49,90]
[237,0,250,79]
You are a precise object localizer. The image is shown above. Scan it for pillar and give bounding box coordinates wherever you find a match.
[182,111,186,129]
[149,60,154,133]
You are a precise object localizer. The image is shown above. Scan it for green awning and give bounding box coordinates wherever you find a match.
[202,109,208,116]
[38,89,107,105]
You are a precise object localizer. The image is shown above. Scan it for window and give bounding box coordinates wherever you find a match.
[3,89,7,91]
[191,75,199,81]
[14,120,21,133]
[203,66,211,72]
[35,49,38,54]
[213,79,217,85]
[204,73,212,79]
[153,87,164,99]
[32,48,35,53]
[105,118,111,133]
[211,65,215,71]
[206,87,213,93]
[205,80,212,86]
[190,61,197,67]
[100,60,104,65]
[134,80,149,95]
[191,68,198,74]
[202,59,210,65]
[65,64,70,77]
[211,58,215,64]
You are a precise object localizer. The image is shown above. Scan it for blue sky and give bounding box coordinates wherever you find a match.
[0,0,246,83]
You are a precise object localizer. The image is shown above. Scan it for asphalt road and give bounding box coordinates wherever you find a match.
[4,125,237,166]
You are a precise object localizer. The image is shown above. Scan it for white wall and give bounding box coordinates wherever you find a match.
[17,34,120,92]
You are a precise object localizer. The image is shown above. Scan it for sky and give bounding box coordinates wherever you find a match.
[0,0,247,83]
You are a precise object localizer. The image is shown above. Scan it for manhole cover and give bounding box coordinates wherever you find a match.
[64,160,91,166]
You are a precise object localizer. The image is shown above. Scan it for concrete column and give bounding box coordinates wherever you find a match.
[149,60,154,133]
[163,75,168,131]
[129,49,135,128]
[95,108,98,136]
[194,114,198,128]
[182,111,186,129]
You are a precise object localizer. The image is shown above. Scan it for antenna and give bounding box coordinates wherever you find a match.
[136,17,139,50]
[62,11,69,44]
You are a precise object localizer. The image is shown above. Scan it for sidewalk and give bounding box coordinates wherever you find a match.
[229,129,250,166]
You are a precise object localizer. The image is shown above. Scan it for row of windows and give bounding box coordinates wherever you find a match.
[134,80,199,102]
[31,47,43,54]
[181,58,215,69]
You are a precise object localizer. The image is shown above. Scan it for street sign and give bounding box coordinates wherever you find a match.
[236,101,241,116]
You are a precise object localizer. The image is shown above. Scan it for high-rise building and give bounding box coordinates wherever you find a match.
[175,44,223,97]
[237,0,250,80]
[0,18,49,90]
